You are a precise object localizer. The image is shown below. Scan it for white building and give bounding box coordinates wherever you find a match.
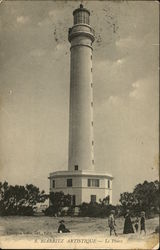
[49,4,113,206]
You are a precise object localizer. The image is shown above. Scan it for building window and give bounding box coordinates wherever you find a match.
[92,159,94,165]
[92,140,94,145]
[91,102,93,107]
[91,67,92,72]
[108,195,110,204]
[91,121,93,126]
[91,195,96,203]
[91,55,92,60]
[52,180,55,188]
[88,179,99,187]
[108,180,110,189]
[67,179,72,187]
[91,83,93,88]
[71,195,76,206]
[75,165,78,171]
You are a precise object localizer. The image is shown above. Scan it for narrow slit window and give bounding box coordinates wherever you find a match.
[52,180,55,188]
[91,102,93,107]
[67,179,72,187]
[108,180,110,189]
[75,165,78,171]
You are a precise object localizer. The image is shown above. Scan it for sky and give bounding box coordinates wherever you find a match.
[0,0,159,204]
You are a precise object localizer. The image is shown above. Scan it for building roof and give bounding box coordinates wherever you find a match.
[73,4,90,16]
[49,170,113,179]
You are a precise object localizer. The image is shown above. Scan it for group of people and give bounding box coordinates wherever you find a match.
[57,210,146,235]
[108,209,146,236]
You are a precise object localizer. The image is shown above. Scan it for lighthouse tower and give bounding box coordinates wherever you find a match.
[49,5,113,206]
[68,4,95,172]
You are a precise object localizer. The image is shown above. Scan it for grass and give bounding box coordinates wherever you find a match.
[0,215,159,236]
[0,216,159,249]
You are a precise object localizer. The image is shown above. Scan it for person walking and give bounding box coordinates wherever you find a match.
[140,211,146,235]
[123,209,134,234]
[108,210,118,236]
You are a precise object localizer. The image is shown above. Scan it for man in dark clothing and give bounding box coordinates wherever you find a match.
[123,210,134,234]
[134,216,139,232]
[58,220,70,233]
[140,211,146,235]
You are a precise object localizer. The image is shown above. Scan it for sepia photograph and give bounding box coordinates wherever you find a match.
[0,0,159,249]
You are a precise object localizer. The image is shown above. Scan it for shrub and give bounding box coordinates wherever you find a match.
[0,181,47,216]
[43,206,57,216]
[79,202,117,218]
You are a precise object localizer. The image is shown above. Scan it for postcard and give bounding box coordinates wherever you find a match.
[0,0,159,249]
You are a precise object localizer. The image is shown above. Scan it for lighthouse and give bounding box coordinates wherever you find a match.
[49,4,113,206]
[68,4,95,172]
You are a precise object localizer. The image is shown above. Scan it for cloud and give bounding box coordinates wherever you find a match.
[116,58,124,65]
[48,10,55,17]
[16,16,30,25]
[107,95,121,105]
[30,49,46,57]
[129,81,140,98]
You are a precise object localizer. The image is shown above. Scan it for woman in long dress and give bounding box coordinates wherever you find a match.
[123,210,134,234]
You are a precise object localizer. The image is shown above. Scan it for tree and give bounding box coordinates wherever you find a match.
[0,181,47,216]
[119,180,160,217]
[99,195,110,206]
[44,192,72,216]
[133,180,160,216]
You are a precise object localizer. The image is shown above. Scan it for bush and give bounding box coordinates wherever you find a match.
[0,181,47,216]
[119,180,160,218]
[44,192,72,216]
[79,202,117,218]
[43,206,57,216]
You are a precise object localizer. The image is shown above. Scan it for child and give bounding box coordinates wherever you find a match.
[58,220,70,233]
[108,210,118,236]
[140,211,146,235]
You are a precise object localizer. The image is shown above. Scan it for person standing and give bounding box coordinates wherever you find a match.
[134,216,139,233]
[108,210,118,236]
[140,211,146,235]
[123,209,134,234]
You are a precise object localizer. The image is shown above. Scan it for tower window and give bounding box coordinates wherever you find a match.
[67,179,72,187]
[91,55,92,60]
[91,83,93,88]
[92,159,94,164]
[108,180,110,189]
[91,195,96,203]
[91,67,93,72]
[52,180,55,188]
[91,102,93,107]
[88,179,99,187]
[74,165,78,171]
[92,140,94,145]
[91,121,93,126]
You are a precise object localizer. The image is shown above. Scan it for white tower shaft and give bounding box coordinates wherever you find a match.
[68,5,95,171]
